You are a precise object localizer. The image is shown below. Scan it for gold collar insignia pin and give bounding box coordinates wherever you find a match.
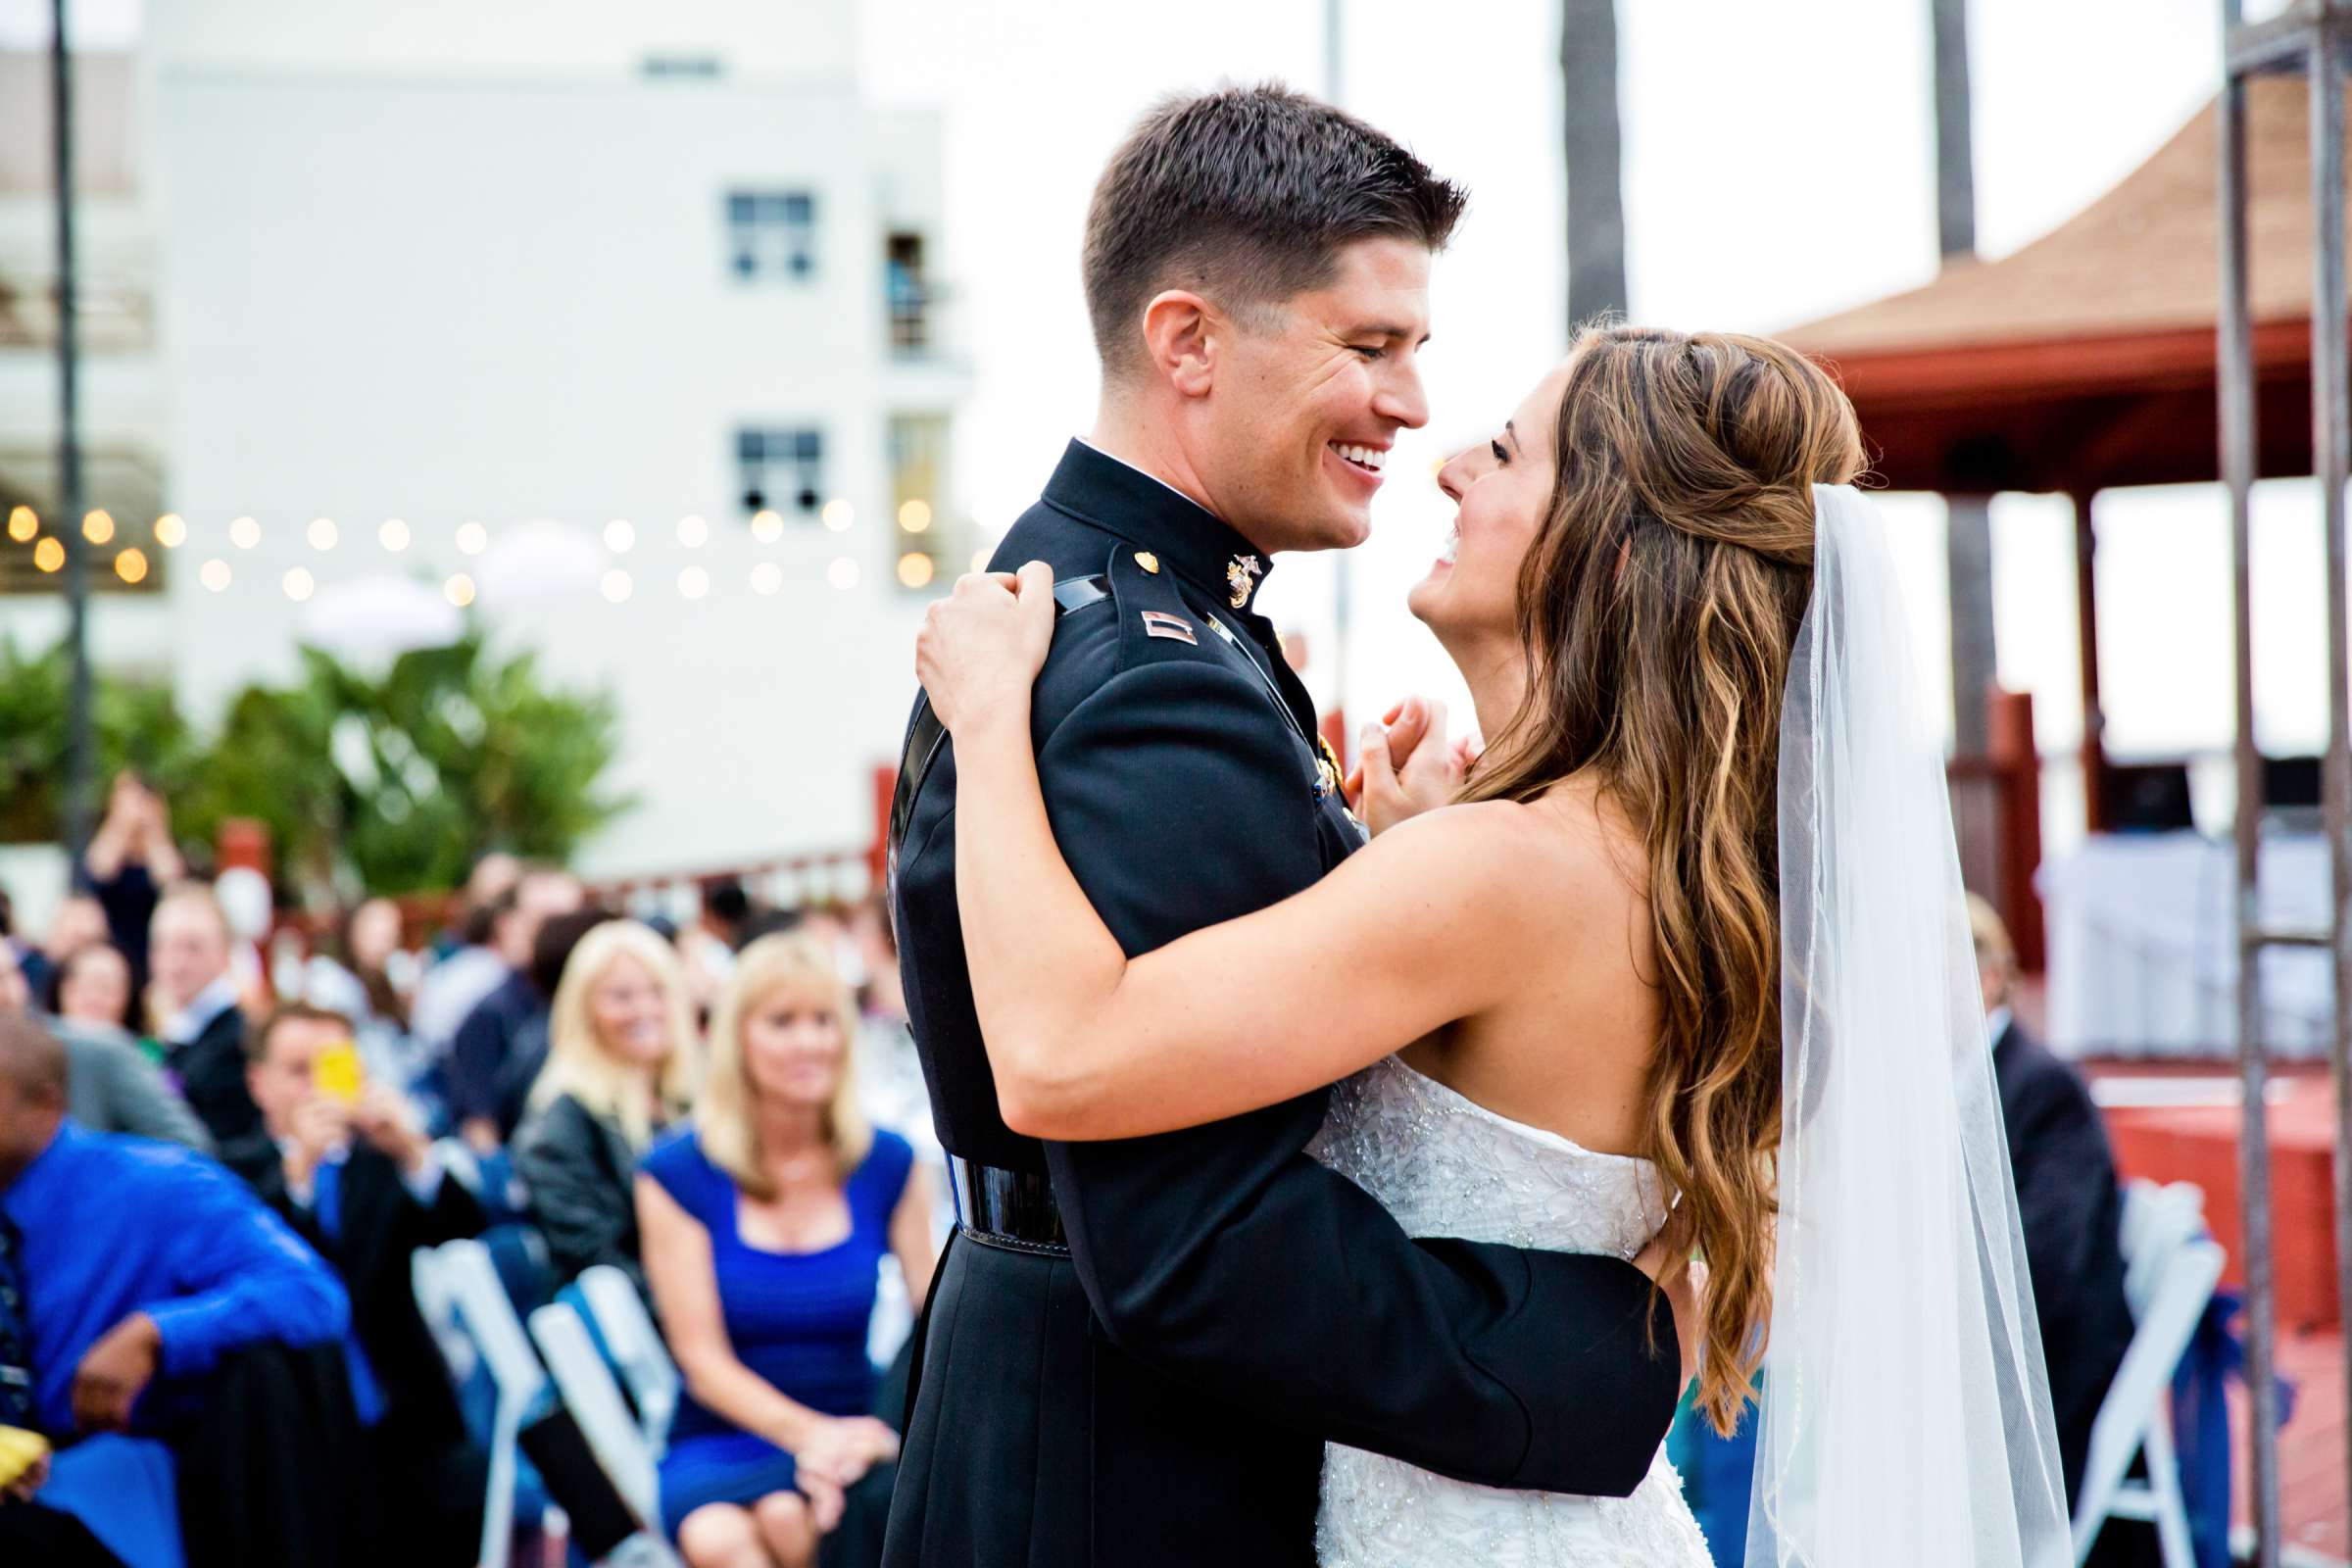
[1227,554,1263,609]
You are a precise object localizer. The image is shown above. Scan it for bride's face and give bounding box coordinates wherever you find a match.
[1407,361,1569,643]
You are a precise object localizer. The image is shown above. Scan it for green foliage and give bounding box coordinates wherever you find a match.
[1,631,632,896]
[0,637,203,844]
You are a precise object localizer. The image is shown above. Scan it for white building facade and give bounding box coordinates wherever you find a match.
[6,0,970,885]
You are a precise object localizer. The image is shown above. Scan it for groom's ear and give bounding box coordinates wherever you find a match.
[1139,289,1219,400]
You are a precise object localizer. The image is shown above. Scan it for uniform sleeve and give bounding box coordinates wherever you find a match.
[1034,660,1678,1496]
[146,1154,351,1378]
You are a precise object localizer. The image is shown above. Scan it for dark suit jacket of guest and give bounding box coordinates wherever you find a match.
[512,1092,648,1299]
[257,1143,489,1449]
[1992,1017,2137,1506]
[167,1003,271,1180]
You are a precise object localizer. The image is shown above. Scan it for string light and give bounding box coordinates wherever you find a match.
[968,548,990,573]
[229,516,261,549]
[283,566,316,602]
[601,569,633,603]
[82,510,115,545]
[898,553,936,588]
[154,514,186,548]
[445,573,476,607]
[750,510,783,543]
[677,514,708,548]
[678,565,710,600]
[115,548,149,585]
[33,538,63,573]
[822,499,854,532]
[379,518,411,552]
[827,558,859,591]
[456,522,488,556]
[199,559,231,592]
[307,516,338,550]
[898,499,933,533]
[604,519,634,554]
[6,506,33,542]
[751,563,782,595]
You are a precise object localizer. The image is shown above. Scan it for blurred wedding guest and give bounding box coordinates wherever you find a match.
[407,852,525,1053]
[0,1012,349,1565]
[0,942,208,1153]
[304,898,419,1084]
[243,1004,487,1565]
[49,939,137,1034]
[638,934,934,1568]
[450,869,585,1152]
[1971,896,2137,1511]
[473,906,612,1147]
[513,920,695,1294]
[148,883,267,1168]
[678,878,754,1019]
[848,897,944,1215]
[18,893,109,1007]
[79,771,185,1001]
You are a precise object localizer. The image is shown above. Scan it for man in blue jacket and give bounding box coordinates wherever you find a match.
[0,1010,349,1565]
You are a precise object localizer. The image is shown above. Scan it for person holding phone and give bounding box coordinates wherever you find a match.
[242,1003,489,1566]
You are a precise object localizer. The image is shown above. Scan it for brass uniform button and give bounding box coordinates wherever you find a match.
[1135,551,1160,574]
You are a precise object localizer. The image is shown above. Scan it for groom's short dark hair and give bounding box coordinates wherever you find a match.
[1084,83,1466,379]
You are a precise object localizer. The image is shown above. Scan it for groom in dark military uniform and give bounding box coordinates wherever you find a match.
[883,86,1683,1566]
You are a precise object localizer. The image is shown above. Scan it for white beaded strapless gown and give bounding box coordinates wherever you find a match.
[1306,1054,1716,1567]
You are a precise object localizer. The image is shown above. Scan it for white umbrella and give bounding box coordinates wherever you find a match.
[296,573,465,662]
[475,518,605,604]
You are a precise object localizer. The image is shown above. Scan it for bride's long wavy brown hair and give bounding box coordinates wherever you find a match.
[1458,324,1865,1434]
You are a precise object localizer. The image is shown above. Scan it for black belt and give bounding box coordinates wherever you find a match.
[948,1153,1069,1254]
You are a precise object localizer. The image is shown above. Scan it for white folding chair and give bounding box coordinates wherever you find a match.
[530,1298,663,1528]
[434,1239,552,1568]
[576,1264,682,1456]
[2072,1181,2225,1568]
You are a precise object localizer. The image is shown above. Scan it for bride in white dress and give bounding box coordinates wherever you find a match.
[916,324,2070,1567]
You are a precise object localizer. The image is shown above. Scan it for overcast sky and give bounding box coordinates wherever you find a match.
[9,0,2325,845]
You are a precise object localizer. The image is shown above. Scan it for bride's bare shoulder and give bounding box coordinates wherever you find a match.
[1375,784,1643,916]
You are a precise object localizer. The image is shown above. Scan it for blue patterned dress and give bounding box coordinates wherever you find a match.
[641,1125,913,1539]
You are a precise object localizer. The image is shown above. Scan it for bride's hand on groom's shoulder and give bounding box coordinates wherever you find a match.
[1346,698,1474,836]
[914,561,1057,735]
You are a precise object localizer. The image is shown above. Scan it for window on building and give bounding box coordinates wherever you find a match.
[727,191,818,281]
[886,232,931,356]
[737,427,825,516]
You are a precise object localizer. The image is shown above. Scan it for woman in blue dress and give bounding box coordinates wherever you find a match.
[638,932,939,1568]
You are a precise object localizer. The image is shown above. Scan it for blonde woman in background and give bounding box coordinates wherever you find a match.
[513,919,697,1296]
[638,933,935,1568]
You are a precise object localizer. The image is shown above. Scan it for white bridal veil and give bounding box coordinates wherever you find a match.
[1747,484,2072,1568]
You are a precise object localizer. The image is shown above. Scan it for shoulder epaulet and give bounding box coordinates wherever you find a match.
[1105,544,1220,671]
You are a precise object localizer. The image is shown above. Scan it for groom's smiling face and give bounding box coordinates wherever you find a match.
[1202,235,1434,554]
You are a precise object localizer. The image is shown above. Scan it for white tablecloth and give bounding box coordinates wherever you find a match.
[2041,830,2333,1059]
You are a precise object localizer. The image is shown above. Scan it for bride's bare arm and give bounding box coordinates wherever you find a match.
[923,566,1528,1142]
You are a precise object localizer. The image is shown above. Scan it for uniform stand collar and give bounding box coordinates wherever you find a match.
[1043,440,1276,614]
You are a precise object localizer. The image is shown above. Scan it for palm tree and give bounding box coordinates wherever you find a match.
[1933,0,1998,756]
[1559,0,1628,331]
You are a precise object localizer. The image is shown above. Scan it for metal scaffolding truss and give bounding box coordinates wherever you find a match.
[2220,5,2352,1566]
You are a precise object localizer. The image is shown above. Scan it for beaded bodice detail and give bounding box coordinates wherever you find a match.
[1306,1054,1714,1567]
